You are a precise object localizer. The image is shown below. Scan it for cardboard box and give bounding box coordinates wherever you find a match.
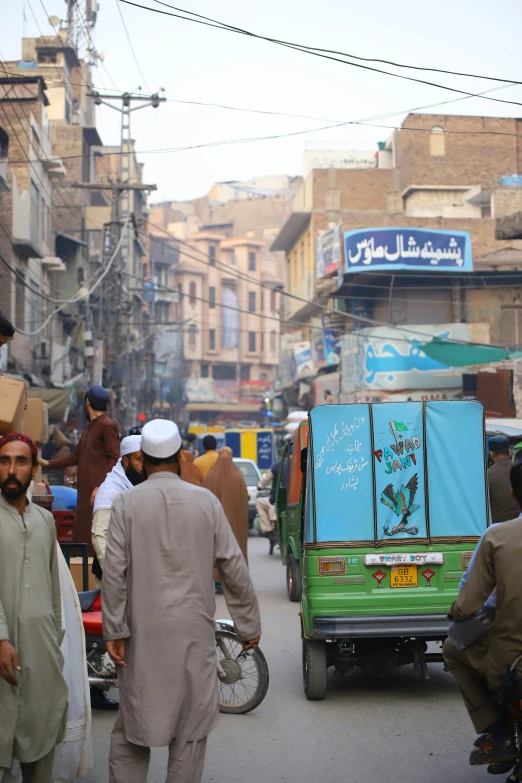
[0,375,26,435]
[23,397,49,445]
[70,557,95,592]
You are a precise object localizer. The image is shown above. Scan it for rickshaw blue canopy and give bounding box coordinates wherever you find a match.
[307,401,489,544]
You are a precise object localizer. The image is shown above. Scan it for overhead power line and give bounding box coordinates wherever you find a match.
[139,221,520,350]
[114,0,153,92]
[120,0,522,109]
[149,0,521,87]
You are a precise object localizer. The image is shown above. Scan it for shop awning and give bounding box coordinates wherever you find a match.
[420,336,522,367]
[185,403,261,413]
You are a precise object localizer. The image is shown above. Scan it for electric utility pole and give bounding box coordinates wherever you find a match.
[74,90,164,425]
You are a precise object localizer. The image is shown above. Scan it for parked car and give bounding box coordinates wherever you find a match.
[233,458,263,527]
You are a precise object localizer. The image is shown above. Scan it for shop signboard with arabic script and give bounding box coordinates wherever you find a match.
[341,324,469,392]
[344,228,473,273]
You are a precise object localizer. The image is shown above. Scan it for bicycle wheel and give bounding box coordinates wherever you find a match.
[216,631,269,714]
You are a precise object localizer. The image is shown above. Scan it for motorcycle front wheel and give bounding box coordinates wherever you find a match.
[216,631,269,714]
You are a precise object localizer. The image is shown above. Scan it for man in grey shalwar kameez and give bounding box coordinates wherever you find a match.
[0,433,68,783]
[102,419,261,783]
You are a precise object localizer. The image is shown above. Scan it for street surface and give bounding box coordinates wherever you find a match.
[87,535,490,782]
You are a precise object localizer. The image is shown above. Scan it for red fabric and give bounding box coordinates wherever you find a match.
[0,432,38,458]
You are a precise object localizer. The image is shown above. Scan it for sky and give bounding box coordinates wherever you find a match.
[2,0,522,202]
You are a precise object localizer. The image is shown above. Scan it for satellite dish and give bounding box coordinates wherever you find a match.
[48,15,60,28]
[98,51,105,62]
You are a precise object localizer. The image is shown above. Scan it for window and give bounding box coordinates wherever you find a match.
[270,289,277,312]
[209,286,216,308]
[0,127,8,159]
[213,364,236,380]
[260,291,264,312]
[240,364,250,381]
[236,462,261,485]
[270,330,277,354]
[248,291,256,312]
[188,324,197,348]
[189,281,196,306]
[209,245,216,266]
[259,372,268,381]
[209,329,216,350]
[248,251,256,272]
[260,331,264,352]
[30,180,40,246]
[430,126,445,156]
[248,331,256,352]
[201,363,209,378]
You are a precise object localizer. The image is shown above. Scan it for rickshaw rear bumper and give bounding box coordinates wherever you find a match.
[311,613,449,640]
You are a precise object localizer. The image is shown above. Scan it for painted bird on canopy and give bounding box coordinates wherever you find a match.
[381,473,420,537]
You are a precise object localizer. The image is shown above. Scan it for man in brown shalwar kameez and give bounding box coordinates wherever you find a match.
[204,446,249,564]
[40,385,120,554]
[102,420,261,783]
[443,461,522,769]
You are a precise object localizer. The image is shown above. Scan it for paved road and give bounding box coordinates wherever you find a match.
[87,535,490,782]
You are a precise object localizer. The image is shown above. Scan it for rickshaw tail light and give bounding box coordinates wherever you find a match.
[319,557,346,576]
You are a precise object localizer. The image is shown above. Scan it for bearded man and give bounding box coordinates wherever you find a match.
[0,433,68,783]
[91,434,144,580]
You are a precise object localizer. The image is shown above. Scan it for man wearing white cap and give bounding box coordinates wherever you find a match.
[91,434,144,581]
[102,419,261,783]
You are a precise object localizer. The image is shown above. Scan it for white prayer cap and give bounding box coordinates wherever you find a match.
[141,419,182,459]
[120,434,142,458]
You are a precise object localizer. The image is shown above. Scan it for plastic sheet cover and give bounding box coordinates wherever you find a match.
[308,400,488,544]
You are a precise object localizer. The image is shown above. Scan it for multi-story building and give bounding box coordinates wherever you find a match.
[0,74,65,378]
[148,177,294,422]
[273,113,522,412]
[2,31,102,385]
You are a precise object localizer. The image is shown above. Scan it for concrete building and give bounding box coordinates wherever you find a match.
[0,74,66,378]
[148,176,294,421]
[272,113,522,412]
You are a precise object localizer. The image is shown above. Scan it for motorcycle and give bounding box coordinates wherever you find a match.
[79,590,269,714]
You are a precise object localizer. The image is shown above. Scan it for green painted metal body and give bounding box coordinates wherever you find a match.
[301,543,472,638]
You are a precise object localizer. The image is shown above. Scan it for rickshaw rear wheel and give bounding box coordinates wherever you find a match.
[302,639,327,700]
[287,554,300,602]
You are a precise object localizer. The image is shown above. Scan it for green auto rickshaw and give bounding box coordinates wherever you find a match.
[298,400,489,700]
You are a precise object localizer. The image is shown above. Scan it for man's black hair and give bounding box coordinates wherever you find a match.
[186,433,197,443]
[324,389,331,396]
[0,311,15,339]
[510,462,522,508]
[142,449,180,466]
[203,434,217,451]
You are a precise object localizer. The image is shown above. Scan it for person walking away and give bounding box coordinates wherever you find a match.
[183,432,199,456]
[102,420,261,783]
[179,450,203,486]
[0,433,68,783]
[443,460,522,769]
[204,447,249,565]
[39,385,120,553]
[193,435,218,477]
[487,435,520,523]
[256,462,279,555]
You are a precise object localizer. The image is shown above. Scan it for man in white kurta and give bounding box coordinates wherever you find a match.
[102,420,262,783]
[0,434,68,783]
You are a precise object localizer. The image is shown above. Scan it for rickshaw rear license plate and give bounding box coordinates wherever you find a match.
[390,565,418,588]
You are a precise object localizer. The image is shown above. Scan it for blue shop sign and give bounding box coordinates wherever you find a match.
[501,175,522,187]
[344,228,473,274]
